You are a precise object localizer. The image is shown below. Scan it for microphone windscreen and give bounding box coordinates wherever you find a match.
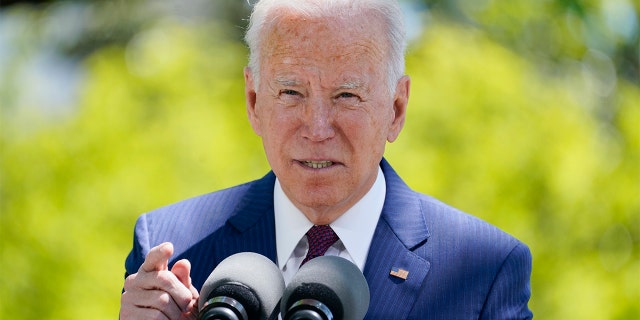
[199,252,285,319]
[281,256,370,320]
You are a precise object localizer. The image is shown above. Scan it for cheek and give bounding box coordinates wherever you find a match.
[259,107,299,145]
[375,105,398,138]
[355,109,395,154]
[340,112,385,146]
[365,106,395,134]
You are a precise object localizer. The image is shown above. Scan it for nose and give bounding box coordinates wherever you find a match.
[301,98,335,142]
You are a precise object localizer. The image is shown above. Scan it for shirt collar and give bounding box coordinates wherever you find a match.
[274,167,386,271]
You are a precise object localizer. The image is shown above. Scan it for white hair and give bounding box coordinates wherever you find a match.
[244,0,407,94]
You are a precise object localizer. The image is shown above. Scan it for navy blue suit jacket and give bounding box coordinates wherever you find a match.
[125,159,533,319]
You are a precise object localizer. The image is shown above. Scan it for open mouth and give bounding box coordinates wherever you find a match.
[301,160,334,169]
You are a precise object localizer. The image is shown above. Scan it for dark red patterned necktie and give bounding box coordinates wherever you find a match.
[300,225,339,267]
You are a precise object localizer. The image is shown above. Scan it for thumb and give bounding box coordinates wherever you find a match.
[171,259,193,289]
[140,242,173,273]
[173,259,199,305]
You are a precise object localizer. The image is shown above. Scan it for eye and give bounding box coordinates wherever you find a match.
[281,89,301,96]
[337,92,357,99]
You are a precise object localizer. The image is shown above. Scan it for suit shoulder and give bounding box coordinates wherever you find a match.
[132,179,262,250]
[143,181,254,222]
[417,193,525,255]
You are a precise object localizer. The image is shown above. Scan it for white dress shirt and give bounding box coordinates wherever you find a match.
[274,167,386,285]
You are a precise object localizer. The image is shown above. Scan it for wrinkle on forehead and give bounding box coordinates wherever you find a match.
[260,12,387,72]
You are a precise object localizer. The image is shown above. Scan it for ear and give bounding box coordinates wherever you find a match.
[244,67,262,136]
[387,75,410,142]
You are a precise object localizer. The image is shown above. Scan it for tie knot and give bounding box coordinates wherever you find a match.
[301,225,339,266]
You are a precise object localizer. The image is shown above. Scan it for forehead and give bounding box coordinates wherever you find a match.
[260,12,388,75]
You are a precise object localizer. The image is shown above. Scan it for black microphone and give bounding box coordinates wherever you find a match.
[280,256,370,320]
[198,252,285,320]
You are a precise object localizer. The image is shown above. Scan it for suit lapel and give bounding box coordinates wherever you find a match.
[363,159,431,318]
[224,172,279,262]
[174,172,279,289]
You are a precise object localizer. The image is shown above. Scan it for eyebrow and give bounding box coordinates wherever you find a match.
[275,77,301,87]
[338,80,364,90]
[274,77,365,90]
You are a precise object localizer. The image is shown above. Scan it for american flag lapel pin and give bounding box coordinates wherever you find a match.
[390,267,409,280]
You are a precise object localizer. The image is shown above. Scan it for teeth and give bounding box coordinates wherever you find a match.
[303,161,333,169]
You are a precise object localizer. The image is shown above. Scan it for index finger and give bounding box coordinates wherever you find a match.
[140,242,173,273]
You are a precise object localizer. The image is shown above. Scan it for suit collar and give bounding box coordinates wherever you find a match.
[362,159,431,318]
[379,158,430,249]
[228,171,277,232]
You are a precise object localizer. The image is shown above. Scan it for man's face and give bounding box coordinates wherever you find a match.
[245,12,409,224]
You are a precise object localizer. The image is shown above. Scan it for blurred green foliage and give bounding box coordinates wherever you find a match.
[1,0,638,319]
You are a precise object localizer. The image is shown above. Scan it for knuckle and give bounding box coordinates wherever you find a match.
[123,274,138,291]
[154,271,176,288]
[157,292,173,308]
[125,273,137,281]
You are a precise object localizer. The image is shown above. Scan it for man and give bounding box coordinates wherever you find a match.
[120,0,533,319]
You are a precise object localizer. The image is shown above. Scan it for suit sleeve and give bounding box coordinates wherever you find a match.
[123,214,151,279]
[480,241,533,319]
